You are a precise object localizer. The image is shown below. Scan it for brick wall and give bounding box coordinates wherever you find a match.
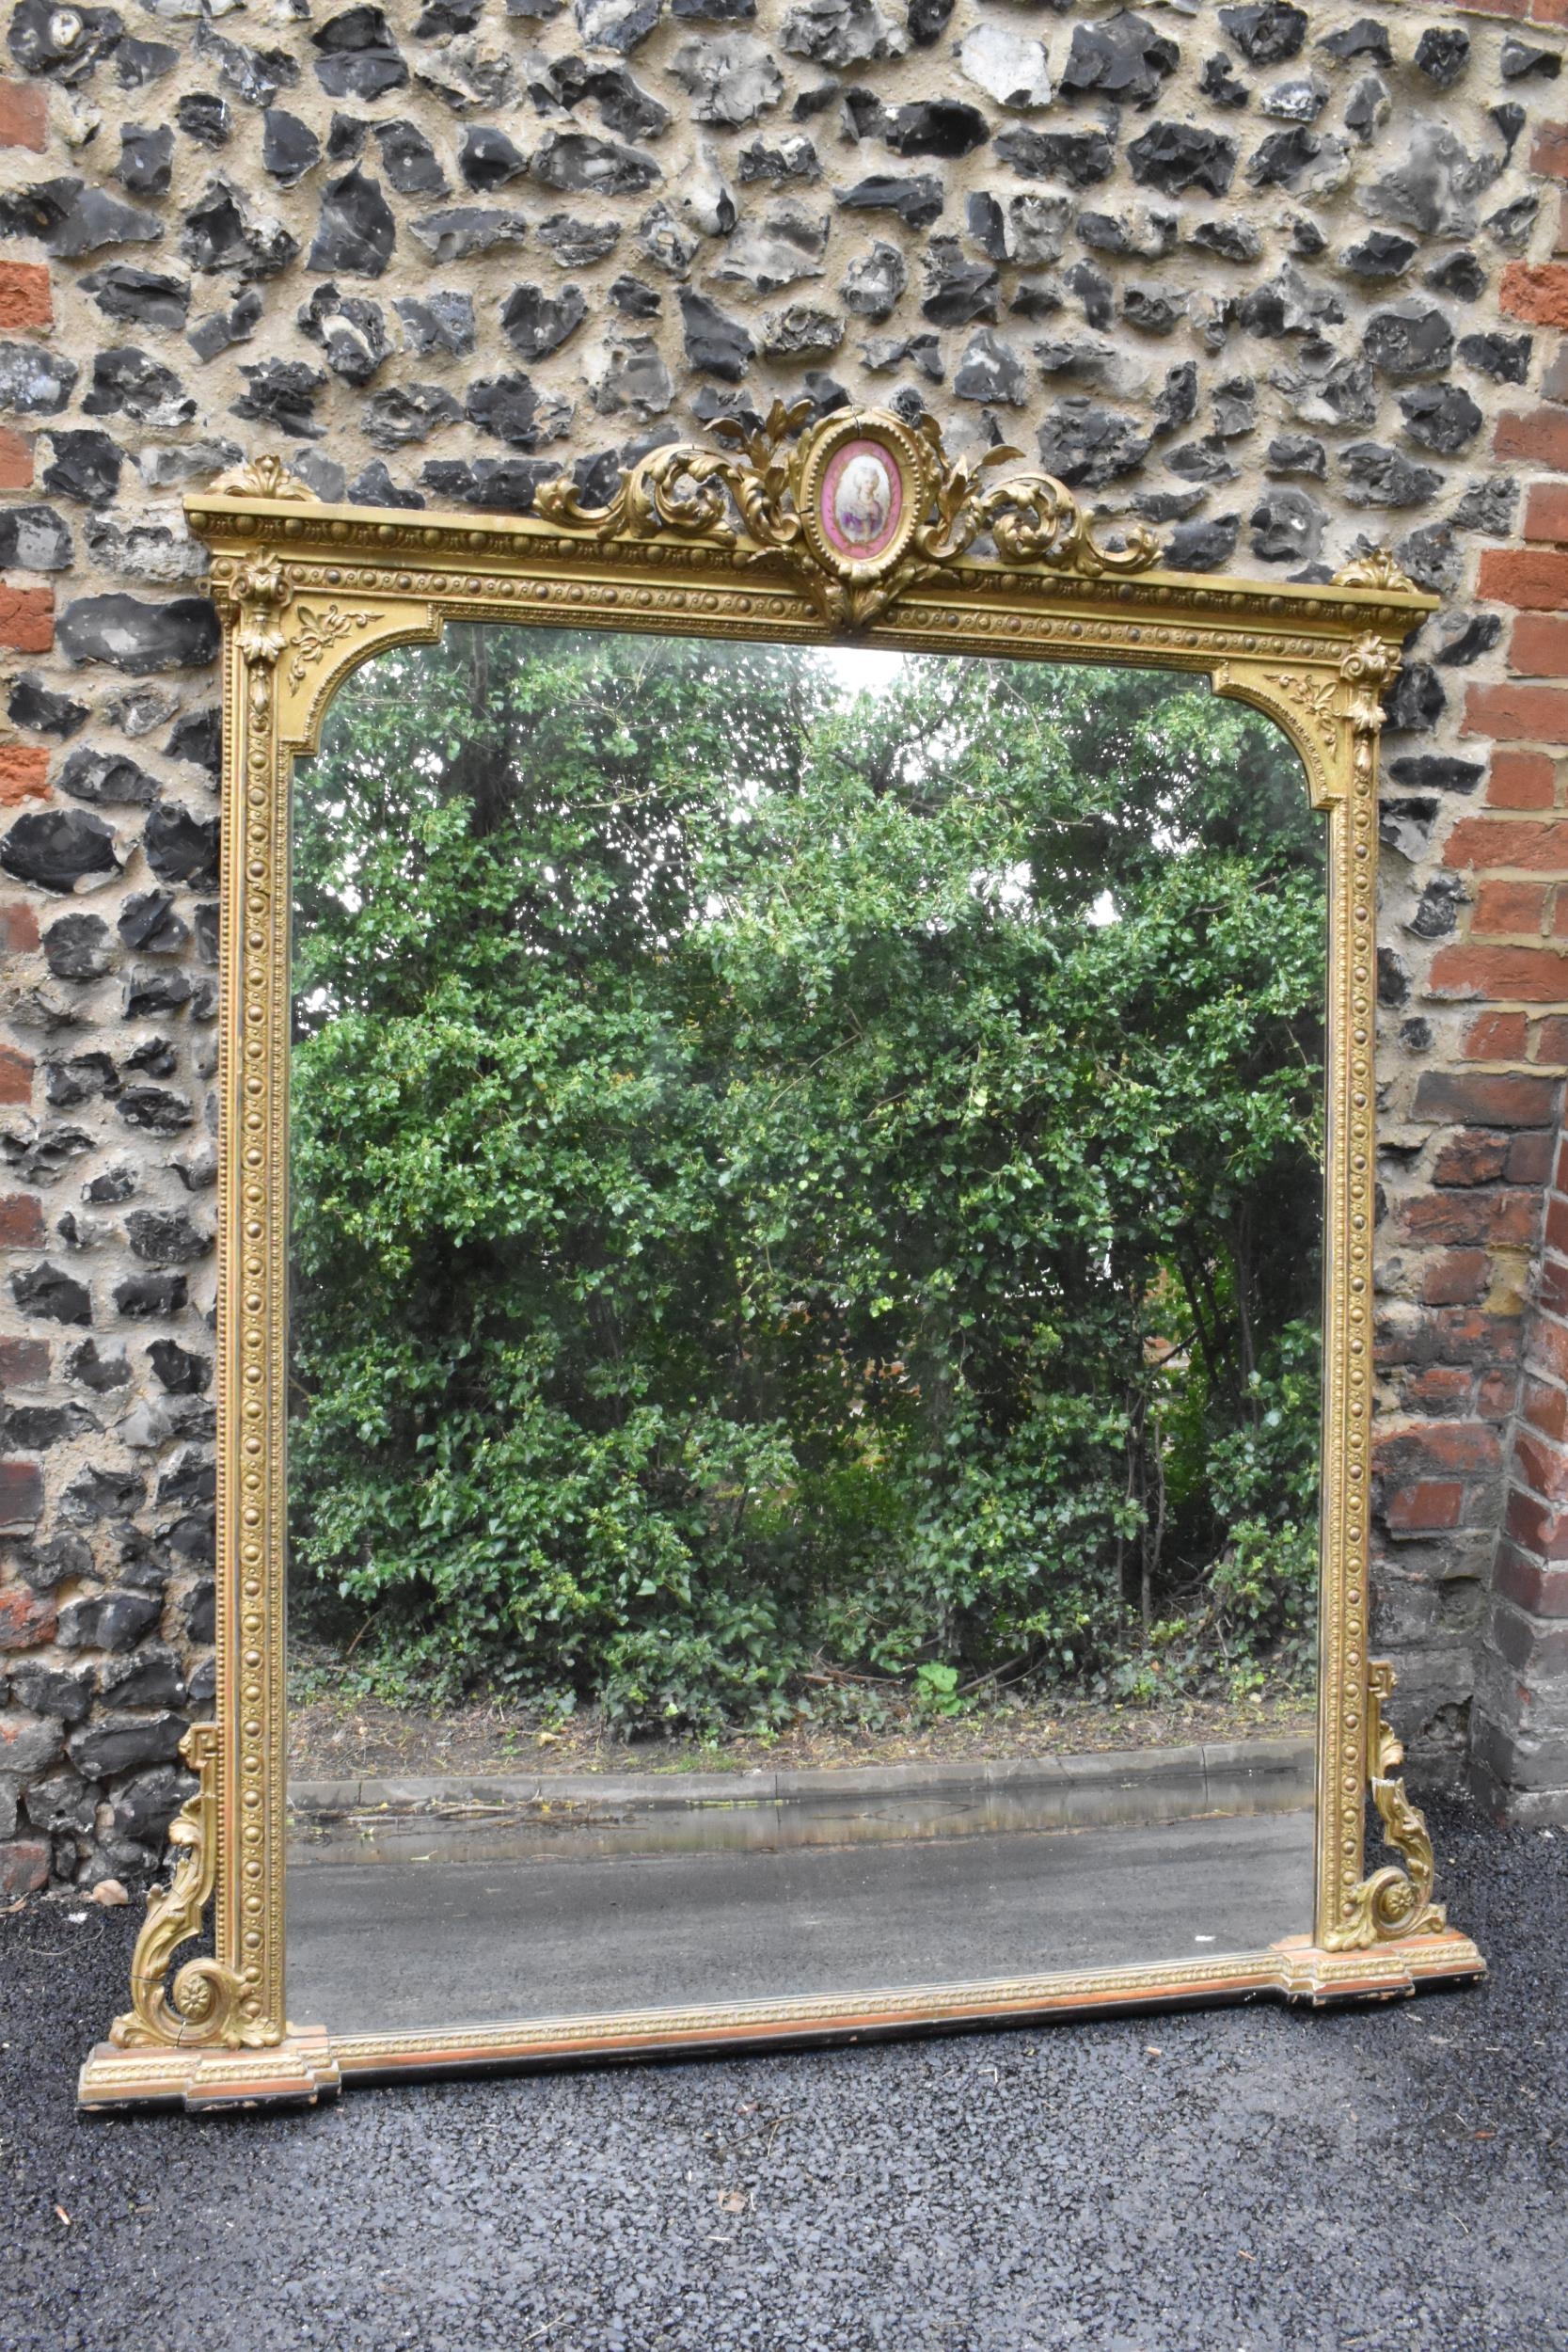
[1461,205,1568,1809]
[4,0,1568,1892]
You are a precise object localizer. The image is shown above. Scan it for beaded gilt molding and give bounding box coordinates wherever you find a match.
[78,409,1483,2111]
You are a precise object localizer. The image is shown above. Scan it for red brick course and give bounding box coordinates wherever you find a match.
[1507,1486,1568,1561]
[1548,1191,1568,1258]
[1421,1248,1494,1305]
[1465,684,1568,742]
[1445,818,1568,873]
[1380,1306,1521,1372]
[1412,1071,1560,1126]
[1404,1365,1478,1416]
[1500,264,1568,327]
[1398,1191,1541,1248]
[0,586,52,652]
[1489,1040,1568,1801]
[0,260,49,329]
[1478,547,1568,608]
[1528,1303,1568,1386]
[0,1462,42,1534]
[0,425,30,490]
[0,1336,48,1385]
[1525,482,1568,543]
[1515,1426,1568,1505]
[1509,615,1568,678]
[1473,878,1550,933]
[0,1580,54,1649]
[1540,1252,1568,1315]
[1487,753,1557,811]
[1496,406,1568,468]
[1484,393,1568,1738]
[0,1043,33,1105]
[1464,1011,1531,1059]
[1523,1374,1568,1442]
[0,78,45,151]
[1511,1130,1556,1185]
[0,745,48,805]
[0,1193,44,1248]
[1494,1540,1568,1622]
[0,900,39,954]
[1385,1481,1465,1535]
[1434,1133,1511,1187]
[1429,946,1568,1002]
[1377,1422,1504,1478]
[1535,118,1568,177]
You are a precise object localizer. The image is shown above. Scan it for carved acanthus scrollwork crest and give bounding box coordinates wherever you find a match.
[1333,548,1418,596]
[213,455,319,504]
[536,400,1160,628]
[1323,1663,1447,1949]
[109,1724,275,2051]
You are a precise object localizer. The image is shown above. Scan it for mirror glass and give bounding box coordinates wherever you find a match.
[284,624,1323,2036]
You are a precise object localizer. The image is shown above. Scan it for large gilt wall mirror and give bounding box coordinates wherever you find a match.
[79,406,1484,2111]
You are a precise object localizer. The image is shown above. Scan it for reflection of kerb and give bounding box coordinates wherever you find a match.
[287,1737,1315,1868]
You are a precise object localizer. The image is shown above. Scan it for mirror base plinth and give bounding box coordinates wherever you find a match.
[79,1934,1472,2109]
[77,2027,341,2114]
[77,1938,1482,2109]
[1278,1927,1484,2006]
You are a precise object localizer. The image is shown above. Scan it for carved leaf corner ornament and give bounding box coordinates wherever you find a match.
[1323,1664,1448,1950]
[535,398,1161,629]
[286,602,377,688]
[110,1724,275,2052]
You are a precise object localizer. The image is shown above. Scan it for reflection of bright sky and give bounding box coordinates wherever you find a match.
[826,644,911,701]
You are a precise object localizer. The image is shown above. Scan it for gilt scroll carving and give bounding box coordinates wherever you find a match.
[1324,1663,1447,1948]
[109,1724,270,2052]
[534,398,1160,628]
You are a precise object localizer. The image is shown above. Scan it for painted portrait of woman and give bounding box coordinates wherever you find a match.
[832,453,894,549]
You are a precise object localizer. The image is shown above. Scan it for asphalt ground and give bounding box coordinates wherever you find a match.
[2,1792,1565,2352]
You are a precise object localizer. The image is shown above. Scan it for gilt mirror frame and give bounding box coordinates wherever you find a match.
[77,405,1485,2113]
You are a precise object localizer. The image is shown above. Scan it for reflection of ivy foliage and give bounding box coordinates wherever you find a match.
[290,628,1325,1728]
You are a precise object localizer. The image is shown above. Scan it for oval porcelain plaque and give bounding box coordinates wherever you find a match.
[819,437,903,563]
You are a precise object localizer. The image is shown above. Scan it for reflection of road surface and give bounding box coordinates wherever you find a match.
[286,1809,1316,2035]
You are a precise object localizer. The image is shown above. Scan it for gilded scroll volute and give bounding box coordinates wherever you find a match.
[1323,1663,1448,1949]
[109,1724,276,2051]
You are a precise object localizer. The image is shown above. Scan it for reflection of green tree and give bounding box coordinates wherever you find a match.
[290,627,1324,1727]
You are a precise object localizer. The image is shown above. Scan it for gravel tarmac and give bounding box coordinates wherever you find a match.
[2,1792,1565,2352]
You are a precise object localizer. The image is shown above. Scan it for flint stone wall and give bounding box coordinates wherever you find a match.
[4,0,1568,1894]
